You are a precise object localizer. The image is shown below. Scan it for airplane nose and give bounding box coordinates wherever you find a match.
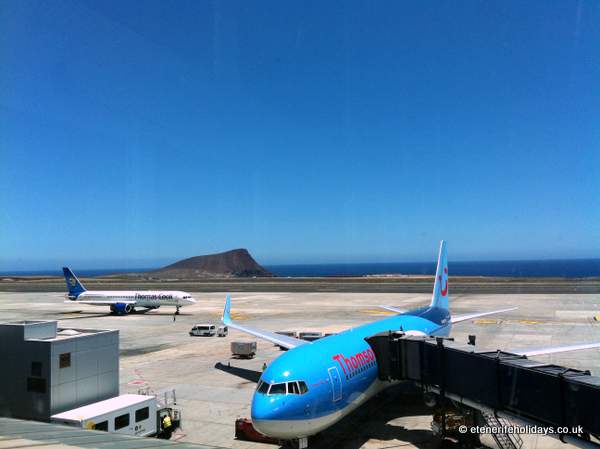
[187,297,196,304]
[251,394,284,437]
[251,393,275,420]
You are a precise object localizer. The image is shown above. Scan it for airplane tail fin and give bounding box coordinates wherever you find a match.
[430,241,449,310]
[62,267,86,298]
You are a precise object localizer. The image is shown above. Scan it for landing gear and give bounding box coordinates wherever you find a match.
[175,306,180,315]
[282,437,309,449]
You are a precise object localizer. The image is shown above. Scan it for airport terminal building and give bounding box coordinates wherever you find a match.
[0,320,119,421]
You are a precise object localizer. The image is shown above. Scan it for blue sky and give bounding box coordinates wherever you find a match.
[1,0,599,270]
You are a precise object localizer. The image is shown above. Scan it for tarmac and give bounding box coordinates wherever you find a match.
[0,290,599,449]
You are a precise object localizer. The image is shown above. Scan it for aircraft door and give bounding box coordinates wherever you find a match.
[328,367,342,402]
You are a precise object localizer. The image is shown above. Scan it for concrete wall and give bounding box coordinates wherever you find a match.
[49,331,119,415]
[0,339,50,420]
[23,321,56,340]
[0,322,119,421]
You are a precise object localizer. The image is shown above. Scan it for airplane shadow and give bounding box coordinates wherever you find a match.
[57,311,114,320]
[57,309,193,320]
[215,362,262,383]
[306,383,436,449]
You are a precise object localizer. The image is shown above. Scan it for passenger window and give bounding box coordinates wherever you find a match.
[114,413,130,430]
[135,407,149,422]
[288,382,300,394]
[269,383,286,395]
[298,381,308,394]
[94,421,108,431]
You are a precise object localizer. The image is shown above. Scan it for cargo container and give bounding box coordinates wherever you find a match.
[275,331,297,350]
[299,331,323,342]
[231,341,257,358]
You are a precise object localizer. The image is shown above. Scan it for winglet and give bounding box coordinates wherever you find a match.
[222,295,232,325]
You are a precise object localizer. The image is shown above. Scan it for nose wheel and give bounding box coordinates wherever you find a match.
[282,438,308,449]
[175,306,180,315]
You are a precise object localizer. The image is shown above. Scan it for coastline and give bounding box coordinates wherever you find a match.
[1,274,599,294]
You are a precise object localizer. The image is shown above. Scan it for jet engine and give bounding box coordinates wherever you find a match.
[111,303,134,315]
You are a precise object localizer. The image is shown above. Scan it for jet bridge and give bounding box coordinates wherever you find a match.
[365,332,600,449]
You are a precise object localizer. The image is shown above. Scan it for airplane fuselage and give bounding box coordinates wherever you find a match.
[62,267,196,314]
[71,290,193,307]
[251,306,451,438]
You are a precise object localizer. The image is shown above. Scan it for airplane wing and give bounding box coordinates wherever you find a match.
[64,300,136,306]
[378,305,406,314]
[510,342,600,357]
[451,307,517,324]
[222,296,308,350]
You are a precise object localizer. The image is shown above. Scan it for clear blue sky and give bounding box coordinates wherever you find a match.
[1,0,599,270]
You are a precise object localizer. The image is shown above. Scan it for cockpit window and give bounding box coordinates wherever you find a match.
[256,380,309,396]
[269,383,286,395]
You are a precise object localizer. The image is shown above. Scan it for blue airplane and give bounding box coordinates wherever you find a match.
[222,241,600,444]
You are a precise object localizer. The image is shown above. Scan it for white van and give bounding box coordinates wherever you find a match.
[190,324,216,336]
[51,394,157,437]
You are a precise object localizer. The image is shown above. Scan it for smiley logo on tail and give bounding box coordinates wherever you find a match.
[69,277,76,287]
[439,267,448,296]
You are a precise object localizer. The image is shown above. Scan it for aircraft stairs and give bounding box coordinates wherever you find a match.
[480,410,523,449]
[365,332,600,449]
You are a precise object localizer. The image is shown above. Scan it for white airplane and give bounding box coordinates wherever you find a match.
[62,267,196,315]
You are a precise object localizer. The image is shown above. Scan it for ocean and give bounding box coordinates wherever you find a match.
[2,259,600,278]
[266,259,600,278]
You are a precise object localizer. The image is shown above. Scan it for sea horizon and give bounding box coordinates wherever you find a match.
[1,258,599,278]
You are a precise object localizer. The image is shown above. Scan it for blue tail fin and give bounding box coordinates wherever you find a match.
[430,241,449,310]
[62,267,86,298]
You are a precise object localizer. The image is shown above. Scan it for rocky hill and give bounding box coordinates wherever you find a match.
[148,248,272,278]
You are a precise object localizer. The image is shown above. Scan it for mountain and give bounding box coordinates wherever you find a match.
[148,249,273,278]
